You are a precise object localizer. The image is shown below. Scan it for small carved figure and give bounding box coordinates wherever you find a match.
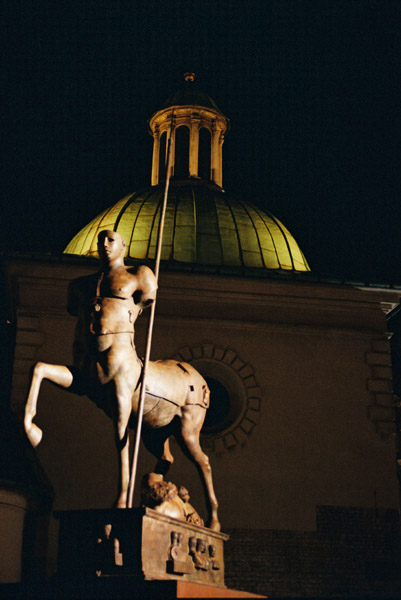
[208,544,220,570]
[169,531,182,561]
[96,523,123,569]
[167,531,195,574]
[189,536,209,571]
[23,230,220,530]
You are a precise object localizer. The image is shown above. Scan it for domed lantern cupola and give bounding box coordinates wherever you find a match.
[65,75,309,273]
[148,73,229,188]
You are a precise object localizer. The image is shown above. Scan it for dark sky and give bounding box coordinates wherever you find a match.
[2,0,401,283]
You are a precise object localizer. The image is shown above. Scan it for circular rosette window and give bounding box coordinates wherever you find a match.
[173,343,261,453]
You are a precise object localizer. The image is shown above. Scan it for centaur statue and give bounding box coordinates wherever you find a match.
[24,230,220,531]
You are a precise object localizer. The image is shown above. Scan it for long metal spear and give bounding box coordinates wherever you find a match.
[127,115,175,509]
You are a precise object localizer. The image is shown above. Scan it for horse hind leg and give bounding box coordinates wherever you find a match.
[179,409,220,532]
[24,362,74,447]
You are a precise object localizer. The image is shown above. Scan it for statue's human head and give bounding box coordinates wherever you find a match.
[97,230,126,263]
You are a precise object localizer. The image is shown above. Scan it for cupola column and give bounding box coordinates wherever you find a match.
[211,126,223,187]
[151,125,160,186]
[218,132,225,188]
[189,116,200,178]
[169,125,176,178]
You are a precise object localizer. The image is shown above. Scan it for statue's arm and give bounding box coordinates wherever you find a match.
[133,265,157,309]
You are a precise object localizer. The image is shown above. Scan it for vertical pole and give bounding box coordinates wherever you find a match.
[127,115,175,509]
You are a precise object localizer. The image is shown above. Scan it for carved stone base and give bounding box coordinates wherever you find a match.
[55,508,229,588]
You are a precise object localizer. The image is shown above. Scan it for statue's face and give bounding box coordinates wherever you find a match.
[97,230,125,262]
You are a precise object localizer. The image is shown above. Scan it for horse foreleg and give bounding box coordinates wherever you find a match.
[113,382,133,509]
[180,413,220,532]
[24,362,73,447]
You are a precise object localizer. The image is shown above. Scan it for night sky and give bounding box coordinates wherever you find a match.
[2,1,401,284]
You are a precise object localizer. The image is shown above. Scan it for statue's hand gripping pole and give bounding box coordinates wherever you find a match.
[127,115,175,509]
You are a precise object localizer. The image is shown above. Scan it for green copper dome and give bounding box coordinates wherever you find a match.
[64,181,310,272]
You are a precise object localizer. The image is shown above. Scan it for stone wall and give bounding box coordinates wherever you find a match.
[225,506,401,598]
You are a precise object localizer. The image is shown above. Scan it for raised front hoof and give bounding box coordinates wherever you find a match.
[25,422,43,448]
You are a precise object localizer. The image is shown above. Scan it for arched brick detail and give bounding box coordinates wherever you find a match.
[173,343,262,453]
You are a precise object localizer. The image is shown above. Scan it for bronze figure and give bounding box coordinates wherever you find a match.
[24,230,220,531]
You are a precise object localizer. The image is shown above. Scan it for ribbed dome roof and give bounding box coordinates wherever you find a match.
[159,86,224,114]
[149,74,229,131]
[64,181,310,272]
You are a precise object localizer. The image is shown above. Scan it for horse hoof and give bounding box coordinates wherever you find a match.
[115,495,128,509]
[26,423,43,447]
[208,519,221,532]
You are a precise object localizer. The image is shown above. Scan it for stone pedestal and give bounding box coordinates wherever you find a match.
[56,507,227,586]
[54,508,266,598]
